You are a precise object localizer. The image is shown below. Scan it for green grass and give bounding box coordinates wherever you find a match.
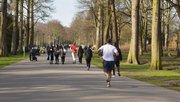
[92,51,180,92]
[0,54,28,69]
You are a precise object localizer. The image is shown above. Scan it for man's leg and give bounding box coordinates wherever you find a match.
[106,71,112,87]
[74,53,76,63]
[62,56,65,64]
[72,53,75,63]
[117,65,120,76]
[86,59,90,70]
[112,68,115,76]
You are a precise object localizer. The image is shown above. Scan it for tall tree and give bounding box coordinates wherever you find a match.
[11,0,19,55]
[95,0,102,49]
[139,0,144,55]
[150,0,162,70]
[166,0,180,57]
[127,0,140,64]
[111,0,118,45]
[18,0,24,52]
[103,0,111,43]
[0,0,8,56]
[30,0,34,48]
[26,0,30,50]
[164,2,170,50]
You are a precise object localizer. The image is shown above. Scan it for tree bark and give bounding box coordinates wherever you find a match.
[164,2,170,50]
[103,0,111,43]
[143,1,149,52]
[139,20,143,55]
[26,0,30,51]
[111,0,118,45]
[19,0,24,52]
[0,0,8,56]
[127,0,140,64]
[30,0,34,48]
[139,0,144,55]
[150,0,162,70]
[101,4,104,45]
[95,0,102,49]
[11,0,19,55]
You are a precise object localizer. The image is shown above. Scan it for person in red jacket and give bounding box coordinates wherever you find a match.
[70,43,77,64]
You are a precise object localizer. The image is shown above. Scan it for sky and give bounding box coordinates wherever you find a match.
[49,0,79,27]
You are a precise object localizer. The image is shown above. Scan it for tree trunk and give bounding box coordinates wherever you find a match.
[26,0,30,51]
[30,0,34,49]
[173,0,180,57]
[103,0,111,43]
[111,0,118,45]
[139,20,143,55]
[143,10,148,52]
[95,0,102,49]
[150,0,162,70]
[101,4,104,45]
[19,0,24,52]
[11,0,19,55]
[164,3,170,50]
[0,0,8,56]
[139,0,144,55]
[127,0,140,64]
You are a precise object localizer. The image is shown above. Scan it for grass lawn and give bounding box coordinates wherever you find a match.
[0,54,28,69]
[92,51,180,92]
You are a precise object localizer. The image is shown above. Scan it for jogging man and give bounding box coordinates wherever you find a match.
[98,38,119,87]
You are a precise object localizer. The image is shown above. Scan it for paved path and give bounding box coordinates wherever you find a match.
[0,50,179,102]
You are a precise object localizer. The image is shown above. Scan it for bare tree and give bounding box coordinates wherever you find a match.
[18,0,24,52]
[150,0,162,70]
[103,0,111,43]
[26,0,31,50]
[11,0,19,55]
[127,0,140,64]
[30,0,34,49]
[111,0,118,45]
[0,0,8,56]
[95,0,102,49]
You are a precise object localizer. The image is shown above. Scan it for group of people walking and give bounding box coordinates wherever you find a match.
[46,43,93,71]
[70,43,93,70]
[47,44,66,64]
[46,39,122,88]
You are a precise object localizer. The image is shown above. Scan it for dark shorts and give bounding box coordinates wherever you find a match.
[103,60,114,72]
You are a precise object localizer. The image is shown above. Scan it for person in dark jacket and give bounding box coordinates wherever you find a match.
[113,42,122,76]
[49,45,54,64]
[78,46,84,64]
[46,45,50,60]
[54,44,60,64]
[29,47,37,61]
[84,46,87,55]
[85,45,93,70]
[60,44,66,64]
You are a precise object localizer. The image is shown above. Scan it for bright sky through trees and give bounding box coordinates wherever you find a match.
[50,0,79,27]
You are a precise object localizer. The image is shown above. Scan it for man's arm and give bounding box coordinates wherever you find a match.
[114,48,119,56]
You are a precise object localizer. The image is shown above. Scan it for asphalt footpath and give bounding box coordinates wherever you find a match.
[0,50,179,102]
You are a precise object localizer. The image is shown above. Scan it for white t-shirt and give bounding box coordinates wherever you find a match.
[98,44,118,61]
